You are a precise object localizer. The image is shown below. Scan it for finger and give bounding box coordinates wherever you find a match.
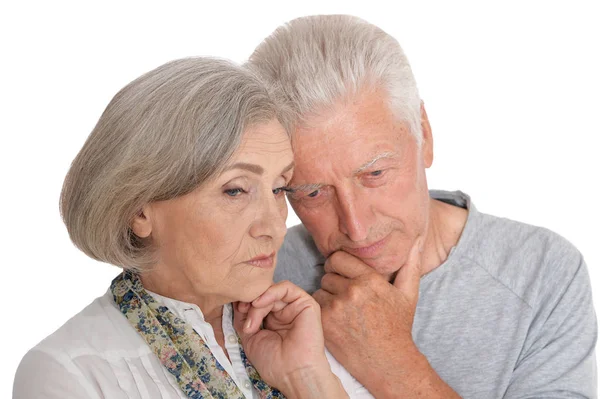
[233,302,254,341]
[392,237,424,304]
[270,299,291,313]
[313,288,334,307]
[243,281,309,333]
[241,300,291,334]
[252,280,308,307]
[324,250,374,279]
[233,307,272,357]
[237,301,251,313]
[263,297,319,331]
[320,272,351,295]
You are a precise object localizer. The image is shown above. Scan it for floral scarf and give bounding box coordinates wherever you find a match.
[111,271,285,399]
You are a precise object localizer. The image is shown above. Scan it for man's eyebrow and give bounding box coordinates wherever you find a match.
[354,152,397,174]
[224,163,264,175]
[288,153,396,191]
[287,183,323,192]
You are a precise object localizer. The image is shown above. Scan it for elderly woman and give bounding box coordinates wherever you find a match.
[13,58,348,398]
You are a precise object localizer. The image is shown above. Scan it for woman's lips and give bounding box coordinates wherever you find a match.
[245,252,276,269]
[343,235,389,259]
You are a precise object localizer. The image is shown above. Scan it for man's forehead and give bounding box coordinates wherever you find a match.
[289,150,398,190]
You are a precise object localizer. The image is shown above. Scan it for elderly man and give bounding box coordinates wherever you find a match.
[248,14,597,398]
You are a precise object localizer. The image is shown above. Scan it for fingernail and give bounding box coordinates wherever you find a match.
[244,319,252,332]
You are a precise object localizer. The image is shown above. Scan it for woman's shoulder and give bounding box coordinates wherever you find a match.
[13,291,127,398]
[20,290,146,367]
[14,291,184,398]
[13,348,101,398]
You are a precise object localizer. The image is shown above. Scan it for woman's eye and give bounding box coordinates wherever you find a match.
[272,187,287,195]
[224,188,245,197]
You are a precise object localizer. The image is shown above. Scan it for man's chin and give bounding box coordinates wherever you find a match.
[359,256,401,279]
[322,245,401,277]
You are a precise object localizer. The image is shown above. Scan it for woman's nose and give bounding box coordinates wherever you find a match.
[248,193,288,240]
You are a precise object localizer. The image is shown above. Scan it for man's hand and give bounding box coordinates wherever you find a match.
[314,238,460,398]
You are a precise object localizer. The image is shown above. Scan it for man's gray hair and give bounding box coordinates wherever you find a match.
[60,57,283,271]
[247,14,422,142]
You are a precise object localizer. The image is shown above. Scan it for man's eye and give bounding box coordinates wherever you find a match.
[290,187,328,208]
[369,170,383,177]
[224,188,245,197]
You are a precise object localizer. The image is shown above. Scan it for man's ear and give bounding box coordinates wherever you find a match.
[420,101,433,168]
[131,205,153,238]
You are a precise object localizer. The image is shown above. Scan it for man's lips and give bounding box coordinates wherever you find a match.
[342,235,390,259]
[244,252,276,268]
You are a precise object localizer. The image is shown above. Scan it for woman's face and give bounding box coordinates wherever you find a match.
[134,119,293,304]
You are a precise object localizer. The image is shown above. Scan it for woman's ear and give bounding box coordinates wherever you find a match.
[131,205,153,238]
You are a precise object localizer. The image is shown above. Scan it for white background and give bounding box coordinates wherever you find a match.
[1,0,598,396]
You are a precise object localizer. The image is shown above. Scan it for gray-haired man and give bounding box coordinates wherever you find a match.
[248,15,597,398]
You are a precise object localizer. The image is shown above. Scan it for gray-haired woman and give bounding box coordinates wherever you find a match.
[13,57,347,399]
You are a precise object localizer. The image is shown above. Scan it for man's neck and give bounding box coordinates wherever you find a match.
[420,199,468,276]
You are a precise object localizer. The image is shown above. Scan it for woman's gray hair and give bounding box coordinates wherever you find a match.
[247,14,422,142]
[60,57,283,271]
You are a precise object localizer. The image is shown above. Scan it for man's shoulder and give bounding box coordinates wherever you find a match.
[275,224,325,293]
[280,224,321,256]
[461,210,585,309]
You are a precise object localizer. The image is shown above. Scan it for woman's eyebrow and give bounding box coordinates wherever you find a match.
[225,161,294,176]
[225,163,264,175]
[281,161,295,174]
[354,152,397,174]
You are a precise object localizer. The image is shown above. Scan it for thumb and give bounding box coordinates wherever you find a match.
[393,237,424,304]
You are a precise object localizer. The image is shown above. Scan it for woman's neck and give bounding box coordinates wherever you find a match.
[139,269,228,325]
[139,270,231,360]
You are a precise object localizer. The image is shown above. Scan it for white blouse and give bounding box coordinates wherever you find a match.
[13,289,373,398]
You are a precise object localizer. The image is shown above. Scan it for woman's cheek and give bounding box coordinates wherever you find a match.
[278,196,288,219]
[221,193,252,214]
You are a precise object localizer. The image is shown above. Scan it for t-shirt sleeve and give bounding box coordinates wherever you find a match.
[503,252,597,398]
[13,349,101,399]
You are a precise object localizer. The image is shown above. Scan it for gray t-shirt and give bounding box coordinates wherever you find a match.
[276,190,597,398]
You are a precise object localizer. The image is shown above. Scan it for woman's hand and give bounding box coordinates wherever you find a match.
[234,281,348,399]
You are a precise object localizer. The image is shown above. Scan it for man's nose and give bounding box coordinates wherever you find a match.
[336,188,371,242]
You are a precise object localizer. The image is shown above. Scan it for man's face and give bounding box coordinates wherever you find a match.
[287,89,433,278]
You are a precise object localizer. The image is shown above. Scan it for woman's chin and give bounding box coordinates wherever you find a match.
[236,277,274,303]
